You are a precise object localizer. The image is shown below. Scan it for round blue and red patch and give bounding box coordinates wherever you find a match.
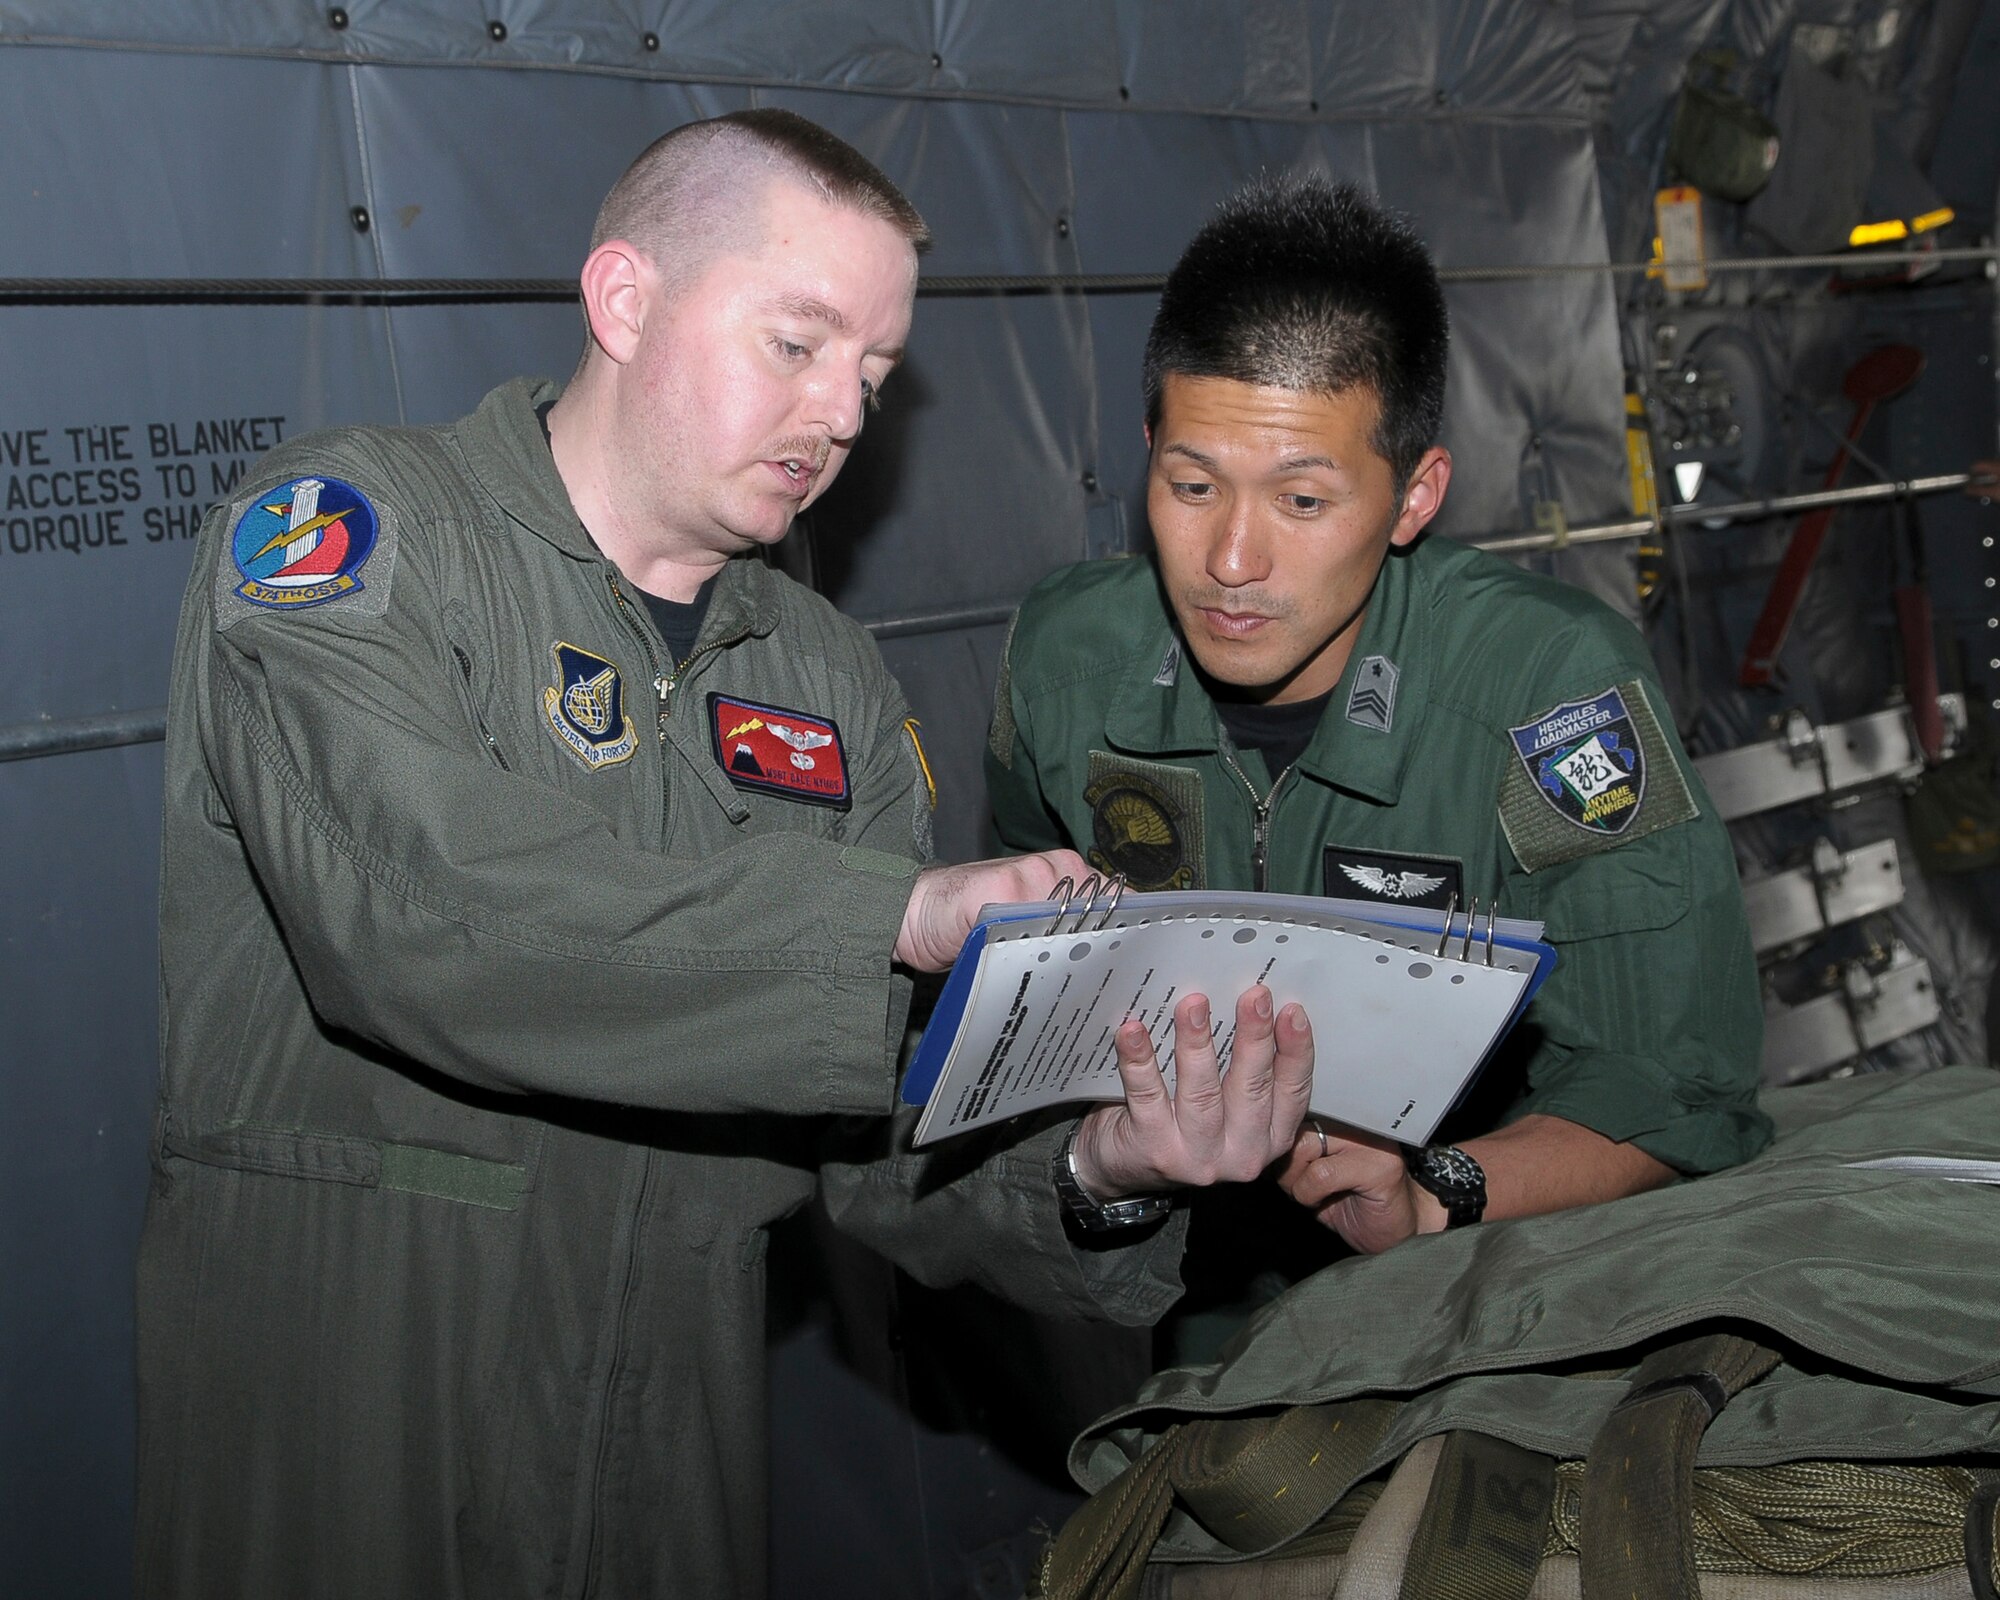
[231,475,379,610]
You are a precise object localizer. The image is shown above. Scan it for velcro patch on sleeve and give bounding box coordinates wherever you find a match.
[1499,678,1696,872]
[709,693,851,810]
[215,474,398,630]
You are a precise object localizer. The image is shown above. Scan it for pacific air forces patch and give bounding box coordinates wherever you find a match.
[542,642,638,771]
[710,693,851,810]
[1499,679,1696,871]
[1083,751,1204,890]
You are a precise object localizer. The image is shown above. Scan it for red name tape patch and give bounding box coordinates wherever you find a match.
[708,693,852,810]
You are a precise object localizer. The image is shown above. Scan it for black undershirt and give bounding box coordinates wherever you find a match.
[1214,688,1334,782]
[536,397,716,670]
[640,583,717,672]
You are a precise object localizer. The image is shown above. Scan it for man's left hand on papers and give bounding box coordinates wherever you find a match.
[1069,987,1314,1201]
[896,849,1090,972]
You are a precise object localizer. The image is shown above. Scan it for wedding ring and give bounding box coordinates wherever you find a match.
[1310,1118,1329,1159]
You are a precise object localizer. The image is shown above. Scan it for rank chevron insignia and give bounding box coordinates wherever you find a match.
[1345,654,1399,733]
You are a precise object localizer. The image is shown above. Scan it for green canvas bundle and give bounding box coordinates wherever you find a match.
[1038,1068,2000,1599]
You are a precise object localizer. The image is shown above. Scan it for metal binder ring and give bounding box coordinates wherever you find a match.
[1066,873,1104,933]
[1046,875,1076,932]
[1091,873,1128,931]
[1459,897,1479,962]
[1434,893,1459,958]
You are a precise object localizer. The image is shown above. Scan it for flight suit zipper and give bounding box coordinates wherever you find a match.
[652,638,730,720]
[450,644,511,771]
[606,576,677,847]
[1219,747,1294,893]
[578,1150,656,1599]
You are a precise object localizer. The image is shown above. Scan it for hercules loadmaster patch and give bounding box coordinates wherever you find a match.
[1499,679,1695,871]
[1082,751,1204,891]
[709,693,852,810]
[542,642,639,771]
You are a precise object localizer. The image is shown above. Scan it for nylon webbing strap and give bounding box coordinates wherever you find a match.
[1041,1424,1185,1600]
[1577,1333,1781,1600]
[1041,1400,1401,1600]
[1172,1398,1402,1553]
[1968,1473,2000,1600]
[1399,1431,1557,1600]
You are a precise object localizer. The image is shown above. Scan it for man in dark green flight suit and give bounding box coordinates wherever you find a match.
[988,176,1769,1357]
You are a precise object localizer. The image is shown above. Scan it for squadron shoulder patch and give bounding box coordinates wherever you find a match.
[541,641,638,771]
[229,475,380,610]
[1083,751,1204,891]
[1499,679,1696,871]
[710,693,851,810]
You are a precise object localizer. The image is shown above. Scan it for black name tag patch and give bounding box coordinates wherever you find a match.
[1322,845,1464,910]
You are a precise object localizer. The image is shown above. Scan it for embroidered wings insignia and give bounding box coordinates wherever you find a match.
[1340,863,1447,901]
[767,721,834,752]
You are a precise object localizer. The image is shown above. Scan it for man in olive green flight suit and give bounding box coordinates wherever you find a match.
[136,113,1316,1599]
[988,176,1768,1354]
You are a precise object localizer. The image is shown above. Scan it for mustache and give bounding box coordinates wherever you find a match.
[770,436,832,472]
[1176,584,1293,620]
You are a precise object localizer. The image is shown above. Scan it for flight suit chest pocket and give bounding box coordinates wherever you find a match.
[1083,751,1206,890]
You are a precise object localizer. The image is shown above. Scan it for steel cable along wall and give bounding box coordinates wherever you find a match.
[0,2,1989,1594]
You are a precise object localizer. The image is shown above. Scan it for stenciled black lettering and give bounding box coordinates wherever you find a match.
[64,424,134,463]
[0,429,52,468]
[5,468,147,511]
[143,502,207,543]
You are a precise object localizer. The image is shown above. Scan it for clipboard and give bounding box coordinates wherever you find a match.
[901,878,1554,1147]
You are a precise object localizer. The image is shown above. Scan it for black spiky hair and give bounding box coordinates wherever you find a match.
[1142,174,1449,490]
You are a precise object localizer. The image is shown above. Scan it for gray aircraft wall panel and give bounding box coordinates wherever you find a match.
[351,70,739,283]
[0,0,1590,113]
[0,744,165,1600]
[0,49,400,731]
[877,623,1011,864]
[0,47,370,277]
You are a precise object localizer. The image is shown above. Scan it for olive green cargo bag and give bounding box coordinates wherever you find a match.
[1036,1068,2000,1600]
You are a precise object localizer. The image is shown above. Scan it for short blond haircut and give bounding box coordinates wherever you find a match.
[589,109,929,304]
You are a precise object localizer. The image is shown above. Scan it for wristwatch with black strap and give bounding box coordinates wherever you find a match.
[1404,1142,1488,1229]
[1051,1123,1175,1232]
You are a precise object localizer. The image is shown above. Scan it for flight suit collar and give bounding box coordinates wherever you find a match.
[458,377,781,641]
[1102,544,1433,804]
[458,377,595,559]
[1292,540,1433,805]
[1102,606,1228,757]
